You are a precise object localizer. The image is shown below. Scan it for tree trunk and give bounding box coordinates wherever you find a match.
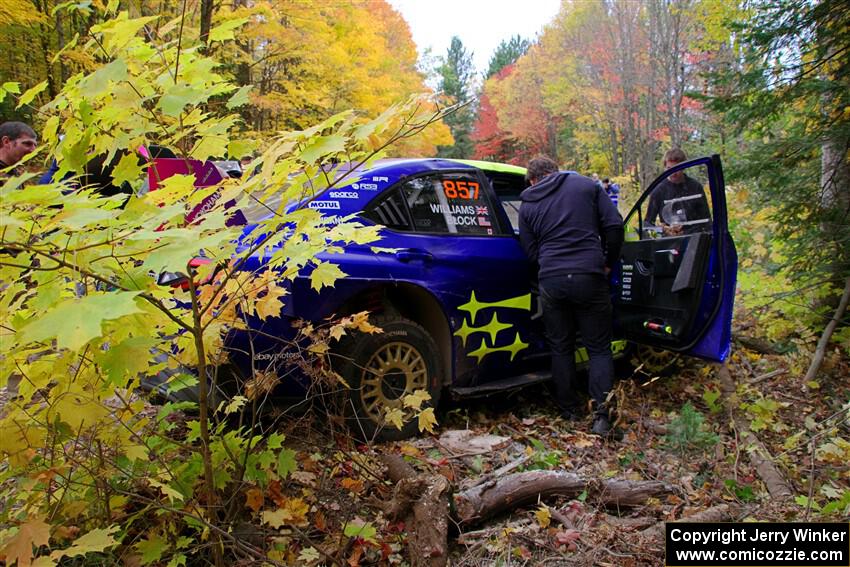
[199,0,215,47]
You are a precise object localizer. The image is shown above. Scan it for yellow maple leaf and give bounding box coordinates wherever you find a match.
[262,497,309,528]
[534,505,551,528]
[328,322,347,342]
[309,261,346,291]
[417,407,438,434]
[0,516,51,567]
[307,341,329,355]
[385,407,405,430]
[399,443,421,457]
[255,284,288,319]
[402,389,431,410]
[351,311,381,334]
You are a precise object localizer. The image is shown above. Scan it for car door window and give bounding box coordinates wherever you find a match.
[484,171,527,232]
[614,155,736,362]
[628,162,713,239]
[362,187,412,231]
[403,172,499,235]
[365,172,502,235]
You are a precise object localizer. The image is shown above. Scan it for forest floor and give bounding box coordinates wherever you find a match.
[259,321,850,566]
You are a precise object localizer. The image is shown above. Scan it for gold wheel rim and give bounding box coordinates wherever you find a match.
[636,345,680,373]
[359,341,428,423]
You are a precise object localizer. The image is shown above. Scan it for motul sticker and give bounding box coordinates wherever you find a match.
[308,201,340,209]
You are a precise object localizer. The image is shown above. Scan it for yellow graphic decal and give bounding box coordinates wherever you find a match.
[454,312,513,347]
[458,291,531,324]
[468,333,529,363]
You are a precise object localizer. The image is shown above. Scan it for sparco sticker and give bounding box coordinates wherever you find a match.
[308,201,340,210]
[328,191,358,199]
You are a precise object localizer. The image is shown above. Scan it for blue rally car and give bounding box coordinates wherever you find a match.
[156,155,737,440]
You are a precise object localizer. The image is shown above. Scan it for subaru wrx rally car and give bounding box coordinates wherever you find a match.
[148,155,737,441]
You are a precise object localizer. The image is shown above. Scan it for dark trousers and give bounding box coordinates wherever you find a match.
[539,273,614,417]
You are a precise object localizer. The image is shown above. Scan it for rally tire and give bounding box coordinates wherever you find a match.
[334,317,442,442]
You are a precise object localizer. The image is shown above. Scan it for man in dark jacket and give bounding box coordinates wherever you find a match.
[519,156,623,436]
[645,147,710,235]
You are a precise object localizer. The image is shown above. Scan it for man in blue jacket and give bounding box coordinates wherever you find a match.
[519,156,624,436]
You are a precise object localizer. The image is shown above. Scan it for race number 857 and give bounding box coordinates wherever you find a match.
[442,180,479,199]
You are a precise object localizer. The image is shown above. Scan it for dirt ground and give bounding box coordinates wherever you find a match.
[264,340,849,567]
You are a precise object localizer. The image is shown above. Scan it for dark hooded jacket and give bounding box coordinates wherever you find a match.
[519,172,623,280]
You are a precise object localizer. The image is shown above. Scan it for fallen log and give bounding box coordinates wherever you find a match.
[379,454,451,567]
[734,334,783,355]
[454,470,673,525]
[640,503,740,540]
[718,364,794,501]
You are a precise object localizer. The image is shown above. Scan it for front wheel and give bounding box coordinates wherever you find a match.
[334,317,442,442]
[629,344,681,377]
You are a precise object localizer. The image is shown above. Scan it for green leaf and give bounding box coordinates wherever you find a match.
[16,80,48,109]
[149,479,184,503]
[208,17,249,42]
[267,432,285,450]
[110,152,145,188]
[51,526,120,560]
[140,229,233,273]
[136,535,168,565]
[343,520,377,543]
[79,59,127,96]
[300,135,346,163]
[93,13,158,53]
[54,206,116,230]
[226,85,252,109]
[227,139,255,160]
[2,81,21,94]
[20,292,144,352]
[702,388,721,413]
[277,448,297,479]
[98,336,160,385]
[794,495,821,511]
[159,83,208,117]
[220,395,248,415]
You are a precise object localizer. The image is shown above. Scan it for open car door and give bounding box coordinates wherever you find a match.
[614,154,737,361]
